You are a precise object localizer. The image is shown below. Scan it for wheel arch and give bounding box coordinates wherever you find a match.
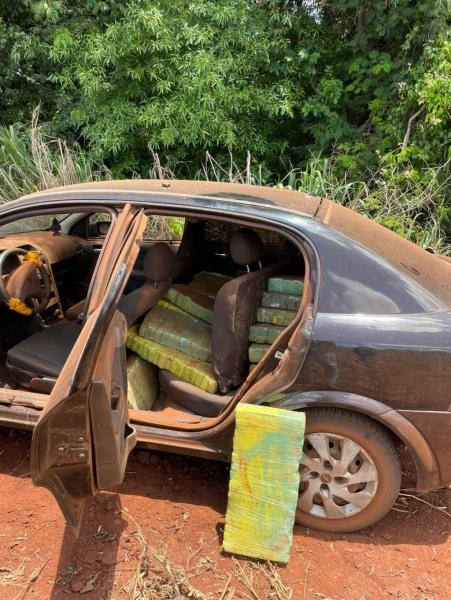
[271,390,440,492]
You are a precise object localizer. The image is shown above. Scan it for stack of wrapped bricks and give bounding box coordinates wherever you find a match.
[248,276,303,370]
[126,272,231,402]
[126,272,303,409]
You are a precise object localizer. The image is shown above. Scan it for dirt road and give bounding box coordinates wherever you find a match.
[0,427,449,599]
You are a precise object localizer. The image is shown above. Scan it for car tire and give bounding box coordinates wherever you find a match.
[295,408,401,533]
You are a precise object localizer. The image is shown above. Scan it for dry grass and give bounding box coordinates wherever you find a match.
[91,211,185,241]
[0,557,49,600]
[233,558,293,600]
[279,156,451,253]
[144,215,185,241]
[0,108,109,204]
[149,148,258,185]
[2,115,447,252]
[148,149,451,254]
[122,508,293,600]
[123,510,207,600]
[396,490,451,519]
[0,561,26,588]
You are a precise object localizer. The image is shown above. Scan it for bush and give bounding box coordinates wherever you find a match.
[1,1,449,178]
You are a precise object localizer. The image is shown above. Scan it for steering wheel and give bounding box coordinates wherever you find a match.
[0,248,52,316]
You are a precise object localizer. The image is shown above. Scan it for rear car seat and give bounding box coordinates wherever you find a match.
[158,370,233,417]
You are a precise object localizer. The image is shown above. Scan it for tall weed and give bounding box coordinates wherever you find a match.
[0,110,108,203]
[276,155,450,253]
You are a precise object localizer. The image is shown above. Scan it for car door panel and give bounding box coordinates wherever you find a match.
[31,205,147,535]
[88,310,134,489]
[30,385,94,534]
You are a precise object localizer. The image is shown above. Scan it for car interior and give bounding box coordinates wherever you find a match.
[0,208,307,424]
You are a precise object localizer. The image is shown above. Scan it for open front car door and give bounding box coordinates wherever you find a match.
[31,204,147,535]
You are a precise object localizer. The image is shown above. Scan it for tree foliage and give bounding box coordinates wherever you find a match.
[0,2,449,205]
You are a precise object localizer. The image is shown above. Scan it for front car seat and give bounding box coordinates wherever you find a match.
[6,242,176,393]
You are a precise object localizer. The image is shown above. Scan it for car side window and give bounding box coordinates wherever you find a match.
[203,220,284,244]
[88,212,185,241]
[144,215,185,241]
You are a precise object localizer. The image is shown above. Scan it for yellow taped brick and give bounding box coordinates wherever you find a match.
[223,404,305,563]
[126,326,217,393]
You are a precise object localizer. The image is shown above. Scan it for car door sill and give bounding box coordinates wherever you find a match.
[0,402,228,460]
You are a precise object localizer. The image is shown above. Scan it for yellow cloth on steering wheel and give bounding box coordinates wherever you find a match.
[23,251,43,268]
[7,297,32,316]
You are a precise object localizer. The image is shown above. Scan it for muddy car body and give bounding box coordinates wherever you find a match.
[0,180,449,534]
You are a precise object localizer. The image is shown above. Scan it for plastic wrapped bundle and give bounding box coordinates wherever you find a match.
[257,307,297,327]
[223,404,305,562]
[248,343,270,364]
[126,326,217,393]
[262,291,300,311]
[157,298,191,317]
[139,305,212,362]
[249,323,284,344]
[127,354,159,411]
[165,284,214,324]
[189,271,232,298]
[267,276,304,295]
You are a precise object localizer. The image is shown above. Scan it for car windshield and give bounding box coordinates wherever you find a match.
[0,214,69,236]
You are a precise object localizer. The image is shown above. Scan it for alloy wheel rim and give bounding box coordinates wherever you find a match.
[298,432,379,519]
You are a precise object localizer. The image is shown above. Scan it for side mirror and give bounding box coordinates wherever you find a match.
[89,220,111,238]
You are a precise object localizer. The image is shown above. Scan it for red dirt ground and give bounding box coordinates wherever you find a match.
[0,427,449,600]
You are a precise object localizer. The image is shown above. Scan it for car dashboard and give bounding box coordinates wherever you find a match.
[0,231,84,264]
[0,232,87,352]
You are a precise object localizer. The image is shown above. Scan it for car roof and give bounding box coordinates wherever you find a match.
[13,179,451,306]
[18,179,327,217]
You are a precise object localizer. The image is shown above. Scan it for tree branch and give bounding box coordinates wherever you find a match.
[402,105,425,148]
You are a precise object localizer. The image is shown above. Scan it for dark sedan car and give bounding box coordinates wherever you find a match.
[0,180,449,535]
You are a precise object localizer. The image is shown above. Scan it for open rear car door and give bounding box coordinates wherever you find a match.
[31,204,147,535]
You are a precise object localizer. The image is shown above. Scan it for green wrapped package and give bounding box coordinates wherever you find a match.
[127,354,159,411]
[157,298,192,317]
[257,307,297,327]
[139,305,212,362]
[190,271,232,298]
[248,343,271,363]
[249,323,284,344]
[126,326,217,393]
[267,276,304,295]
[262,291,300,311]
[223,404,305,562]
[165,284,214,324]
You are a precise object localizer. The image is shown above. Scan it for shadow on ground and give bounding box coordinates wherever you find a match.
[50,494,127,598]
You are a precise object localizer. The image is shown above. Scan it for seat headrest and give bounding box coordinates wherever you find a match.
[230,228,264,266]
[143,242,176,283]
